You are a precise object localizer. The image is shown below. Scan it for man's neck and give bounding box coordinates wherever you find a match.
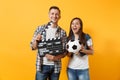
[51,22,58,28]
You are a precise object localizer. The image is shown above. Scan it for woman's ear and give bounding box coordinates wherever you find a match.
[59,15,61,19]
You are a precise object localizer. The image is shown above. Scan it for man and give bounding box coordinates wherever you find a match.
[30,6,67,80]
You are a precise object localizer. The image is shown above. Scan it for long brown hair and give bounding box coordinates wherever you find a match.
[68,17,86,45]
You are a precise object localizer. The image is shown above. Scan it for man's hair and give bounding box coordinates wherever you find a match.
[49,6,61,14]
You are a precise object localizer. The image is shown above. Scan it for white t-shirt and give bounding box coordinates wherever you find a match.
[68,38,93,69]
[43,25,57,65]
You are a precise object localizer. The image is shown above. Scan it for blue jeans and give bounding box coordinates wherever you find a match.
[36,65,60,80]
[67,68,90,80]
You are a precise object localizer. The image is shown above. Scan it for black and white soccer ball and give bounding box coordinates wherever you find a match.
[66,40,81,53]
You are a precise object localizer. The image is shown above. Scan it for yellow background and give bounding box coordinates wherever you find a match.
[0,0,120,80]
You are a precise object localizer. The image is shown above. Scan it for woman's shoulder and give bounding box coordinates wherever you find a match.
[85,33,91,40]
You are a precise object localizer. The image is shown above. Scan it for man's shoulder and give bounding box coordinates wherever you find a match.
[58,26,66,32]
[36,24,47,30]
[38,24,46,28]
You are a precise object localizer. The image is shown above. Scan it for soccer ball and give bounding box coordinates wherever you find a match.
[66,40,81,53]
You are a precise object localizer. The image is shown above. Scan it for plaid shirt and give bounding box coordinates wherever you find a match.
[30,23,67,73]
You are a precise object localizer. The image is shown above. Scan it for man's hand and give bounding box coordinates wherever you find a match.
[36,34,42,41]
[32,34,42,50]
[45,53,66,61]
[45,54,56,61]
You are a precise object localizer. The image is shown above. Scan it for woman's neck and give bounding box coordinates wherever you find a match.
[74,34,79,40]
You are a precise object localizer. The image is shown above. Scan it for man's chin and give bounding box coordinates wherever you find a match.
[52,21,58,24]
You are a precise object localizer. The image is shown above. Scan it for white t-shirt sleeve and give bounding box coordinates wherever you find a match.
[87,39,93,46]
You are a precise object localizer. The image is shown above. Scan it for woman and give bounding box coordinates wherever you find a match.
[67,17,94,80]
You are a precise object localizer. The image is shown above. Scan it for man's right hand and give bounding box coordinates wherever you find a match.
[32,34,42,50]
[36,34,42,41]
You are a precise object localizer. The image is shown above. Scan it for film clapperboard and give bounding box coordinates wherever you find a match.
[37,37,64,57]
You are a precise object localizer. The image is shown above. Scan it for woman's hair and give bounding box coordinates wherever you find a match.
[68,17,86,45]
